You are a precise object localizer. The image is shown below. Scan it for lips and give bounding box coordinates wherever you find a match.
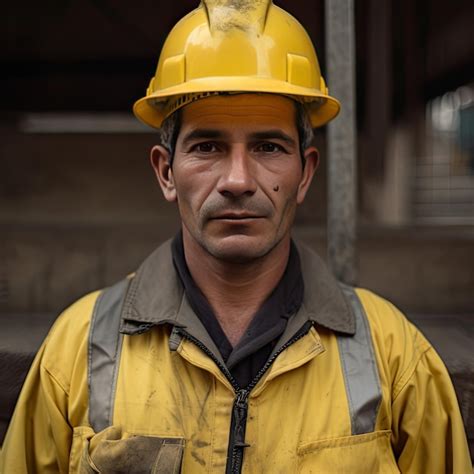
[210,213,263,220]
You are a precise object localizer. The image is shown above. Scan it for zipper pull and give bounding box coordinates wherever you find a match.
[233,390,250,448]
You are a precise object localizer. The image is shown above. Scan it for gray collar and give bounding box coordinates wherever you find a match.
[120,239,355,337]
[297,242,355,334]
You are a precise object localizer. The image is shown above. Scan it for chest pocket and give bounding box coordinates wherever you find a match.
[73,426,185,474]
[297,430,400,474]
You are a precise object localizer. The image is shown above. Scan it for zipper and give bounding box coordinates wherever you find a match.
[177,330,240,390]
[245,322,312,393]
[228,388,251,474]
[179,322,312,474]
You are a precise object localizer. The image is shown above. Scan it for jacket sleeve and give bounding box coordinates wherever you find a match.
[390,339,472,473]
[0,292,98,474]
[0,339,72,474]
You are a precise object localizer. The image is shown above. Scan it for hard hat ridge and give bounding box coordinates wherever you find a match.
[202,0,271,34]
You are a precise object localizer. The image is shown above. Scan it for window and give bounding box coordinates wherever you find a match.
[414,84,474,224]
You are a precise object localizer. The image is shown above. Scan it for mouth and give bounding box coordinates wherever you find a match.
[210,213,264,221]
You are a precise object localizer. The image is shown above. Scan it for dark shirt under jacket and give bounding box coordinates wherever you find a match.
[171,232,304,389]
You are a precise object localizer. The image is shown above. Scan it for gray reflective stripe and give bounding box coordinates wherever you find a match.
[88,278,129,432]
[337,284,382,435]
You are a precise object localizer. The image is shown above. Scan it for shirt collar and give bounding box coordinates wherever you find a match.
[120,238,355,336]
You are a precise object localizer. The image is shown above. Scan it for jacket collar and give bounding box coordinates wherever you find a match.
[297,243,356,334]
[120,239,355,337]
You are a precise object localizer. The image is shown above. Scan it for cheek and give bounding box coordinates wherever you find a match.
[173,173,213,213]
[273,178,303,221]
[265,168,302,202]
[261,158,302,184]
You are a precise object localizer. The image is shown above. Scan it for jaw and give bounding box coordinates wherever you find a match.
[182,216,293,266]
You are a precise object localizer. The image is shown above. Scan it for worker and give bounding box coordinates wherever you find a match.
[1,1,471,472]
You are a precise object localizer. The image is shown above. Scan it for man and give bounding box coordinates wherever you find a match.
[1,1,471,472]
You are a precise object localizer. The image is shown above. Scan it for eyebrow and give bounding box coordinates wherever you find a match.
[180,129,225,147]
[180,128,297,148]
[249,130,297,147]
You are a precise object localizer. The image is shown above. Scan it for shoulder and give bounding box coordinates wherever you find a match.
[354,288,433,393]
[355,287,429,352]
[49,289,101,337]
[40,289,102,393]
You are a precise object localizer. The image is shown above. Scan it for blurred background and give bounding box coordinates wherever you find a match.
[1,0,473,453]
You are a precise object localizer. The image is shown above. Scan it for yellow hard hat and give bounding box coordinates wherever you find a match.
[133,0,340,128]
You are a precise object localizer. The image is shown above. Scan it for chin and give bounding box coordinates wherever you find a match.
[204,235,276,263]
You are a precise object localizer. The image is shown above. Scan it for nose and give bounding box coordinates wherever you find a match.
[216,146,257,197]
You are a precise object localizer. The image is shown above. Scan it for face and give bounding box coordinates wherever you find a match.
[152,94,318,263]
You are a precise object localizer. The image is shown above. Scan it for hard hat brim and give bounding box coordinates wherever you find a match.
[133,76,341,129]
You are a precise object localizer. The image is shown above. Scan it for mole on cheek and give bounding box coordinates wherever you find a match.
[273,185,279,192]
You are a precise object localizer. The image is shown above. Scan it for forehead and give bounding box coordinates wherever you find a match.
[180,94,298,134]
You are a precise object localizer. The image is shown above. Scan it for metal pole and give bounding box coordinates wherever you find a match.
[325,0,357,285]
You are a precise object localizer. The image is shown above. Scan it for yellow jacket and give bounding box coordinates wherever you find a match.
[1,242,471,473]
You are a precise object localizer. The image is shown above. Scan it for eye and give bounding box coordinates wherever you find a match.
[255,142,285,154]
[192,142,219,153]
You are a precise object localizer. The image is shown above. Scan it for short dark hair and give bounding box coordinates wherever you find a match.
[159,109,182,166]
[159,98,314,166]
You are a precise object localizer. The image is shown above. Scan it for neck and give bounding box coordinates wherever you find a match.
[183,232,290,346]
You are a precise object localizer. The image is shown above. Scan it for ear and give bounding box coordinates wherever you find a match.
[296,147,319,204]
[150,145,177,202]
